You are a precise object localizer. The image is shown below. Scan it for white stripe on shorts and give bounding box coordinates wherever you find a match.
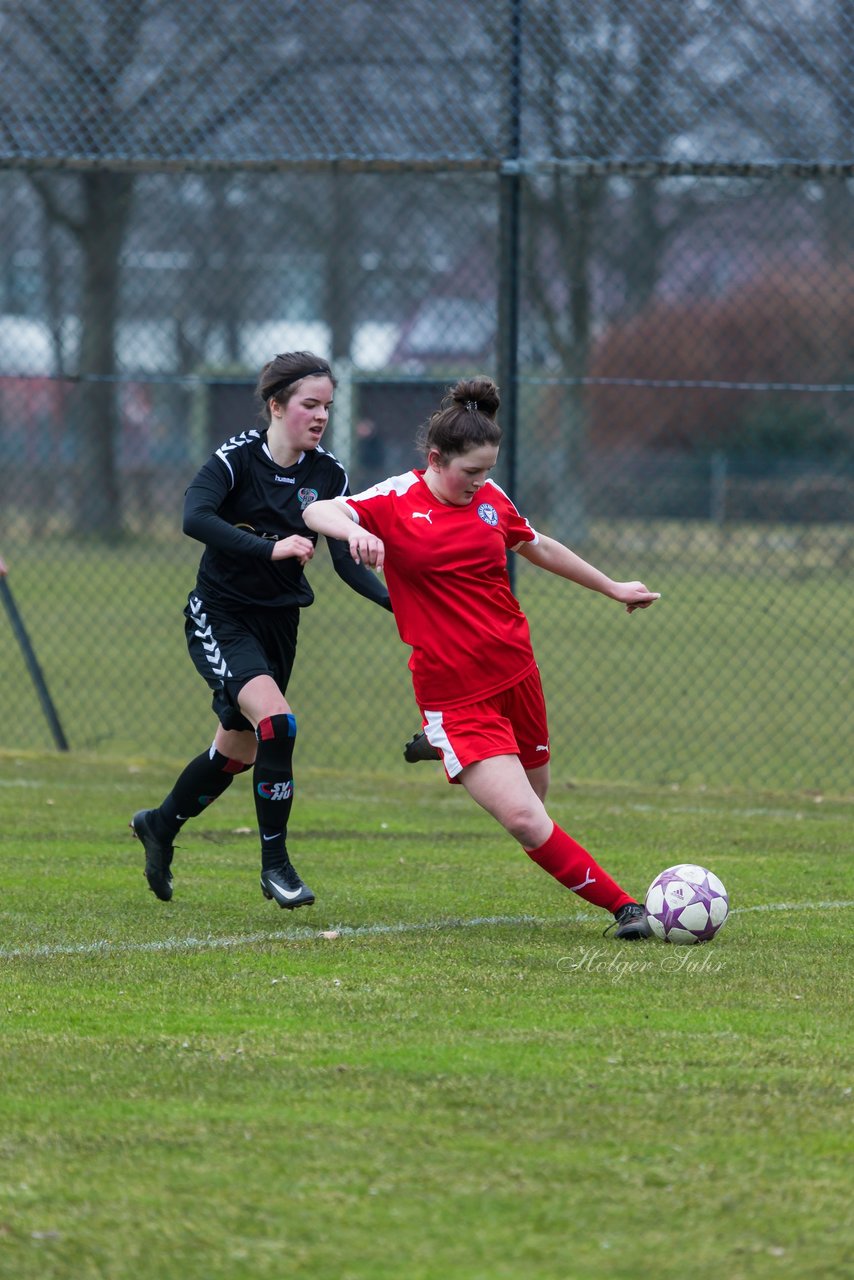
[424,709,463,777]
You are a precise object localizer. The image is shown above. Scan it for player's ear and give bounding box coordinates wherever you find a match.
[426,448,444,470]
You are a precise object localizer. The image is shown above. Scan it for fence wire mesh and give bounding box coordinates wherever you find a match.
[0,0,852,793]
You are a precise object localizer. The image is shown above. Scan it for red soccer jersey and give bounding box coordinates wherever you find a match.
[344,471,539,708]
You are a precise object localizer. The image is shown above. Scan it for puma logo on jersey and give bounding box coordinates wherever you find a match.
[412,510,433,524]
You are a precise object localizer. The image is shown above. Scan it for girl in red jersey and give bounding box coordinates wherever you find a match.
[303,376,661,939]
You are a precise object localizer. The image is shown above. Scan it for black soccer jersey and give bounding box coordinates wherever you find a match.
[183,428,389,612]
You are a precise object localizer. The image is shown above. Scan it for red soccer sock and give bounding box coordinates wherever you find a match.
[525,822,635,913]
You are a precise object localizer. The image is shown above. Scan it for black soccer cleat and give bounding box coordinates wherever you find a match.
[605,902,653,941]
[403,729,441,763]
[260,861,316,910]
[130,808,175,902]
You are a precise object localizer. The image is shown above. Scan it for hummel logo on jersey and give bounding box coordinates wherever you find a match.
[215,430,259,461]
[189,596,232,678]
[412,510,433,524]
[274,474,296,483]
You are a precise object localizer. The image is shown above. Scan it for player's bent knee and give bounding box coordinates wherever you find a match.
[500,803,545,847]
[215,727,257,765]
[256,713,297,744]
[224,757,251,774]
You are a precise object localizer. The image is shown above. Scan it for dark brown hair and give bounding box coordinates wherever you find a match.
[255,351,335,422]
[417,376,501,460]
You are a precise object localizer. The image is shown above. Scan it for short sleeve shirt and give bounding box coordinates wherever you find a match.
[344,471,539,708]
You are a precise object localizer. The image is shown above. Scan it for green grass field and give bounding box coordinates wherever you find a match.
[1,750,851,1279]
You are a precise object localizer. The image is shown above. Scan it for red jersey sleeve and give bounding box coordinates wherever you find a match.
[488,482,539,551]
[343,473,419,538]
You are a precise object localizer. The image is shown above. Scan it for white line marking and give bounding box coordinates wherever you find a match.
[1,901,851,961]
[732,900,854,914]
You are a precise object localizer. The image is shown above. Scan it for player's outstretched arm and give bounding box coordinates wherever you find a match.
[517,534,660,612]
[303,499,385,570]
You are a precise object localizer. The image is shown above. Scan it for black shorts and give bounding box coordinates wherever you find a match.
[184,592,300,731]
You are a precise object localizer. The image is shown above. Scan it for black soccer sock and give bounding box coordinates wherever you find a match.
[253,714,297,871]
[158,746,250,837]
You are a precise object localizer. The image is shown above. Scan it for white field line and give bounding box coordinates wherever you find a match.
[1,900,852,961]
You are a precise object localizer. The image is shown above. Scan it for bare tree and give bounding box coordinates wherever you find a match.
[4,1,147,533]
[519,0,681,538]
[30,170,135,533]
[0,1,323,531]
[3,0,846,542]
[726,0,854,263]
[0,0,504,531]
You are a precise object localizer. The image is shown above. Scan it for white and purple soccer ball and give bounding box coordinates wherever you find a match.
[644,864,729,944]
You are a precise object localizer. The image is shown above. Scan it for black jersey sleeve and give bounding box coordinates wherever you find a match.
[326,535,393,610]
[183,456,274,560]
[311,453,392,611]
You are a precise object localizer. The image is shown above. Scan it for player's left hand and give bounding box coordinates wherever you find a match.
[271,535,315,565]
[614,581,661,612]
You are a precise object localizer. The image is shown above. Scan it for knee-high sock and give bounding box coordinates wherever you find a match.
[159,745,249,836]
[253,713,297,870]
[525,822,635,913]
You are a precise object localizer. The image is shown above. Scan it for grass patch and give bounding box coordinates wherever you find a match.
[0,750,851,1278]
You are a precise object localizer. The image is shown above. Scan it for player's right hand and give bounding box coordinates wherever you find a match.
[348,529,385,571]
[271,535,315,565]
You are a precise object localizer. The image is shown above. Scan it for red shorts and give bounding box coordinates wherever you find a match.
[419,667,551,782]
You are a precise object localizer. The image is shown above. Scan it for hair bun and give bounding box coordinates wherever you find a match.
[451,376,500,417]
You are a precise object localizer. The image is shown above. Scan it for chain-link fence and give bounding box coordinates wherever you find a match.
[1,0,852,792]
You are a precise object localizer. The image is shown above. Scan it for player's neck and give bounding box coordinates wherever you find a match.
[265,424,301,469]
[421,471,452,505]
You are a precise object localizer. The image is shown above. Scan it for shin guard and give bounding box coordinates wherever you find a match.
[525,823,634,914]
[254,714,297,867]
[159,745,250,834]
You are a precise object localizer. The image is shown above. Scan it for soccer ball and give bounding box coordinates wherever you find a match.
[644,864,729,945]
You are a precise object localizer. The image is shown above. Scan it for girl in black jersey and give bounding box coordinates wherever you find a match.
[131,351,394,908]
